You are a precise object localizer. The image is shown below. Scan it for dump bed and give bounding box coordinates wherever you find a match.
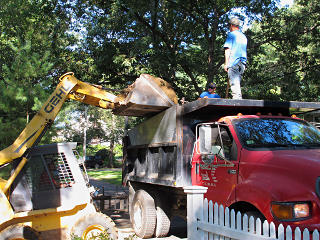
[182,98,320,119]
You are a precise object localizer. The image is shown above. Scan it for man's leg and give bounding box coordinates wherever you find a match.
[228,62,245,99]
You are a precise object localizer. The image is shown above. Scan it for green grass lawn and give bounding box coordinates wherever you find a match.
[87,168,122,185]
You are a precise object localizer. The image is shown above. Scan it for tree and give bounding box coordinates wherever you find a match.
[54,102,126,167]
[0,0,77,148]
[245,0,320,101]
[73,0,280,101]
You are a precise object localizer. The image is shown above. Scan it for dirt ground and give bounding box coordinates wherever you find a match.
[89,178,187,240]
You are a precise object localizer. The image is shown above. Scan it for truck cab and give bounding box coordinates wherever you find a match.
[194,114,320,231]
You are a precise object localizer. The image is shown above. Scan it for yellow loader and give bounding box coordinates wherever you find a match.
[0,72,177,239]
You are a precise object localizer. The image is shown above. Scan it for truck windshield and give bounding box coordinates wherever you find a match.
[234,118,320,149]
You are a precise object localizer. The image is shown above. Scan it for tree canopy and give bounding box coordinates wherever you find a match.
[0,0,76,148]
[73,0,280,99]
[245,0,320,101]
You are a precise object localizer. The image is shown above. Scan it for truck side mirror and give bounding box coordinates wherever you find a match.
[198,125,212,154]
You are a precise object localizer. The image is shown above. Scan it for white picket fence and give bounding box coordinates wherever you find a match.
[184,186,319,240]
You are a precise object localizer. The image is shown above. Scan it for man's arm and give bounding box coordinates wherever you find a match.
[199,92,206,99]
[224,48,230,72]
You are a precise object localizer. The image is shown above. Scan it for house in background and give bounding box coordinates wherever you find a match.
[301,110,320,129]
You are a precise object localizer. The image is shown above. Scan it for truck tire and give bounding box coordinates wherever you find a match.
[154,193,171,238]
[0,224,40,240]
[245,211,266,222]
[130,189,156,238]
[71,212,117,240]
[128,183,135,217]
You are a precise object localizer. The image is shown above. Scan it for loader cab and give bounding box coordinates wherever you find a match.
[8,142,91,212]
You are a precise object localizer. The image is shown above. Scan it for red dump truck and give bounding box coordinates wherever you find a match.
[122,98,320,238]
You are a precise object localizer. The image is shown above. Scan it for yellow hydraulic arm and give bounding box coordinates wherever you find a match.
[0,73,118,166]
[0,71,178,167]
[0,72,178,194]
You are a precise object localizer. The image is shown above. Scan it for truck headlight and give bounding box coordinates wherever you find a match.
[271,202,311,220]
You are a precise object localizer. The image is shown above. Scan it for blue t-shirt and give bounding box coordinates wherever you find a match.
[200,92,220,99]
[224,30,247,67]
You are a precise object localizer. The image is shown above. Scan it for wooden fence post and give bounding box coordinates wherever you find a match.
[184,186,208,240]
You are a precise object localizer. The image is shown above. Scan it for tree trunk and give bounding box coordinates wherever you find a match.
[109,114,116,168]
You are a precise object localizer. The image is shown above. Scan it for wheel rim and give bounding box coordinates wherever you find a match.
[81,224,105,239]
[133,200,143,230]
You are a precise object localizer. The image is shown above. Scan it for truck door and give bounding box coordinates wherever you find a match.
[192,124,238,205]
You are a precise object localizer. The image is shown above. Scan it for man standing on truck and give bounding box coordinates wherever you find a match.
[224,17,247,99]
[199,82,221,99]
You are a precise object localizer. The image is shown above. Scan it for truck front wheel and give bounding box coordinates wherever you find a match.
[130,190,156,238]
[244,211,266,222]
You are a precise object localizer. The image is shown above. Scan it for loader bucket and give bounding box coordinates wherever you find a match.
[113,74,178,117]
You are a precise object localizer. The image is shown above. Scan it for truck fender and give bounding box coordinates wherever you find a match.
[235,175,313,221]
[234,183,272,219]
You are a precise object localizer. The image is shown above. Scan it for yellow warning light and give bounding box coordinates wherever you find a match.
[237,113,243,116]
[291,114,297,118]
